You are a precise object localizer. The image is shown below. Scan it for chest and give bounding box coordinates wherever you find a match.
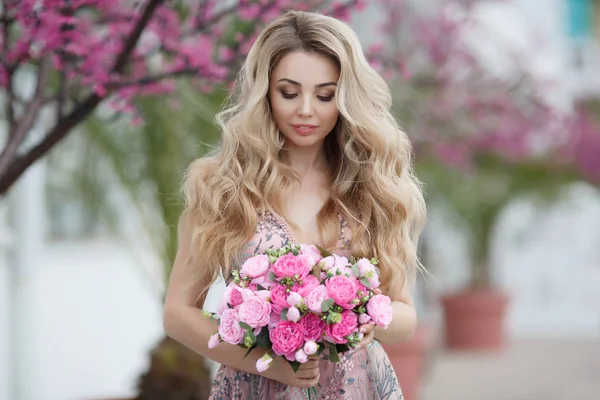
[284,182,330,245]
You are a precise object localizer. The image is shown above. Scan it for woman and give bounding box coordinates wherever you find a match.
[163,10,426,400]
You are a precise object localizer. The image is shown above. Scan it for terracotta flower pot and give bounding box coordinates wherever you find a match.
[382,325,431,400]
[441,289,510,351]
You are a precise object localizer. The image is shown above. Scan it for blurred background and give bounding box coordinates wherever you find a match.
[1,0,599,399]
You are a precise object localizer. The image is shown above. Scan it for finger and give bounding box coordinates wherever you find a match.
[295,368,320,379]
[359,323,376,333]
[298,360,320,370]
[295,373,320,388]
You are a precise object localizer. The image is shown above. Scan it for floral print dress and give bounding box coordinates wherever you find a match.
[208,211,403,400]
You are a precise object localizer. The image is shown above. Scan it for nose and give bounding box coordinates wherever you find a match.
[298,96,314,117]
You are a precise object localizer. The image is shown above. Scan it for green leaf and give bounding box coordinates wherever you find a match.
[256,328,271,349]
[321,298,334,312]
[256,284,266,291]
[351,264,360,277]
[360,277,372,288]
[336,343,350,354]
[281,308,289,321]
[289,361,301,373]
[268,271,277,282]
[316,245,333,257]
[243,345,257,359]
[328,343,340,363]
[239,321,252,331]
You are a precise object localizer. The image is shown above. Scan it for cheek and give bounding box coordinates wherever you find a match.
[270,96,294,121]
[319,104,339,125]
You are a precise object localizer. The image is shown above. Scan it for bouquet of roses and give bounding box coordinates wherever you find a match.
[204,244,393,373]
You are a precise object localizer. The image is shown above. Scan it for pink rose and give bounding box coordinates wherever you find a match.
[291,275,320,297]
[326,275,359,309]
[305,285,330,314]
[270,284,291,315]
[325,310,358,344]
[295,348,308,363]
[300,244,323,264]
[304,340,318,355]
[272,254,312,278]
[256,353,274,372]
[240,254,270,278]
[355,282,369,303]
[366,294,393,328]
[251,275,272,289]
[208,333,220,349]
[217,283,243,314]
[287,292,303,307]
[286,306,301,322]
[217,309,245,345]
[299,313,326,341]
[230,287,244,306]
[358,313,371,325]
[269,312,282,330]
[269,321,304,359]
[356,258,375,275]
[330,264,353,277]
[238,297,272,328]
[357,258,380,288]
[319,255,349,270]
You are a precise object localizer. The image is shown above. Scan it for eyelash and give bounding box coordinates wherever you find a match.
[280,92,334,102]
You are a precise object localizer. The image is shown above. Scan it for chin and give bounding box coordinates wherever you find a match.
[282,131,330,148]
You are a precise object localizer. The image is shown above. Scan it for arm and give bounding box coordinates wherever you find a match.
[163,223,276,375]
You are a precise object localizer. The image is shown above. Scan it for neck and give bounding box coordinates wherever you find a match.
[280,140,329,177]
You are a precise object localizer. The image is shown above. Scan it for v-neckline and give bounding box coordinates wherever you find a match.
[267,209,323,246]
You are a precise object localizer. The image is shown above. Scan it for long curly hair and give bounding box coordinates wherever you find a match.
[180,10,427,301]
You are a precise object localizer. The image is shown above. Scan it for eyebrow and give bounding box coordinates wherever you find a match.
[277,78,337,88]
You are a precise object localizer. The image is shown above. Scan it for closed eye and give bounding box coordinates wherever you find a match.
[281,92,297,99]
[317,96,334,102]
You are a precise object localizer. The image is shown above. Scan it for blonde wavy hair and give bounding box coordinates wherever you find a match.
[180,10,427,301]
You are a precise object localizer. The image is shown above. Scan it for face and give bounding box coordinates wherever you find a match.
[268,51,340,149]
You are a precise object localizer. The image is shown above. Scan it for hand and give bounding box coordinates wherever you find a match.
[263,354,321,388]
[355,323,377,350]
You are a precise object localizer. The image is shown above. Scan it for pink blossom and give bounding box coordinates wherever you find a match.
[286,306,301,322]
[319,255,350,271]
[287,292,303,307]
[299,313,326,341]
[325,310,358,344]
[366,294,394,328]
[269,321,304,359]
[358,313,371,325]
[326,275,359,309]
[240,254,270,278]
[292,275,320,297]
[217,309,245,345]
[270,284,291,315]
[295,348,308,363]
[238,297,272,328]
[304,340,318,355]
[256,353,274,372]
[300,244,323,264]
[217,282,243,314]
[272,254,312,279]
[356,258,375,276]
[305,285,330,314]
[208,333,220,349]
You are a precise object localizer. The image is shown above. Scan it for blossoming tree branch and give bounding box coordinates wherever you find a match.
[0,0,364,196]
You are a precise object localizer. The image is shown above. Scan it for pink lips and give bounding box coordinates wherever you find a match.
[292,124,318,135]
